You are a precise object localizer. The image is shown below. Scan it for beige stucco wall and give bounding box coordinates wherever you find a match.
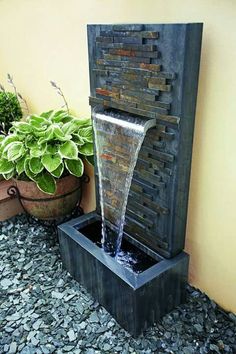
[0,0,235,313]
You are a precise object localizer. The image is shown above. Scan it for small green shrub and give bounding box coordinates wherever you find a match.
[0,91,23,133]
[0,110,94,194]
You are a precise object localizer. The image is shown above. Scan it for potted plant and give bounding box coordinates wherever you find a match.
[0,75,28,220]
[0,75,26,178]
[0,109,94,219]
[0,90,23,135]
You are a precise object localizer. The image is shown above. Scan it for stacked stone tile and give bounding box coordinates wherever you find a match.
[89,24,179,126]
[90,25,190,257]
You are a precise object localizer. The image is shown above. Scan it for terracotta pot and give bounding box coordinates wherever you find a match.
[0,179,23,221]
[13,175,81,220]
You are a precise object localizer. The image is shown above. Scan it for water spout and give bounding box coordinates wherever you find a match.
[92,107,156,257]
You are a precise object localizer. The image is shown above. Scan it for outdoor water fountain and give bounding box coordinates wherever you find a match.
[93,108,156,257]
[59,23,203,336]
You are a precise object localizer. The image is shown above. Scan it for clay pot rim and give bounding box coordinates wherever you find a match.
[11,175,77,184]
[13,174,81,198]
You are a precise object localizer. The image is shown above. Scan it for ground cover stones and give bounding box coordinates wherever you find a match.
[0,215,235,353]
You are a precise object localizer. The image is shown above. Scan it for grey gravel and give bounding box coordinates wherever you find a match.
[0,214,235,353]
[9,342,17,353]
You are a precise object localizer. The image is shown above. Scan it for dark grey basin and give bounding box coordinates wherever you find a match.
[58,212,189,336]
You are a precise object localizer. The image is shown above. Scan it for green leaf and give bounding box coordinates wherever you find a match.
[59,141,78,159]
[46,144,57,154]
[0,159,14,174]
[2,170,14,180]
[72,133,84,146]
[51,110,68,123]
[78,126,93,143]
[62,120,79,135]
[51,163,64,178]
[73,117,91,126]
[61,116,74,124]
[78,142,94,156]
[30,143,47,157]
[33,125,49,136]
[85,155,94,165]
[36,172,56,195]
[65,158,84,177]
[1,134,20,150]
[7,142,25,161]
[61,118,91,135]
[12,121,32,134]
[40,110,54,119]
[24,159,37,181]
[31,124,48,132]
[29,157,44,174]
[38,126,54,144]
[53,125,71,141]
[29,114,49,128]
[41,153,62,173]
[25,136,36,148]
[16,157,26,175]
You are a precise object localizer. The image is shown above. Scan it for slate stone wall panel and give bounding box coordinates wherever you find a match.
[87,23,203,258]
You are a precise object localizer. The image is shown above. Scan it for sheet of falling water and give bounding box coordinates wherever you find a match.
[93,109,146,257]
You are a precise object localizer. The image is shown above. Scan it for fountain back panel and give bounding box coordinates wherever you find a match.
[93,109,156,257]
[58,23,203,335]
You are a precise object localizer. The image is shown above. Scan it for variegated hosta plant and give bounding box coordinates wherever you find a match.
[0,110,94,194]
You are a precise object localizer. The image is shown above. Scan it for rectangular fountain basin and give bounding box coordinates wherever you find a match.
[58,211,189,336]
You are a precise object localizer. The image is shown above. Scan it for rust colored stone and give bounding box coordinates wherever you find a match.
[110,49,136,57]
[96,88,120,99]
[96,88,112,96]
[110,49,158,59]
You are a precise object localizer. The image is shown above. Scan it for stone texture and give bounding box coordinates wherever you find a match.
[109,49,159,58]
[96,36,113,43]
[1,215,235,352]
[148,80,171,91]
[112,24,144,32]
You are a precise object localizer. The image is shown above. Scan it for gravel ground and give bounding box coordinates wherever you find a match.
[0,215,235,354]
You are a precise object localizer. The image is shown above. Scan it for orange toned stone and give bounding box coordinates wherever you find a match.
[96,88,112,96]
[96,88,119,99]
[110,49,136,57]
[100,153,116,163]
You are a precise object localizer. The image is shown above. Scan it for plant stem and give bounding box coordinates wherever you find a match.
[50,81,69,114]
[7,74,29,115]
